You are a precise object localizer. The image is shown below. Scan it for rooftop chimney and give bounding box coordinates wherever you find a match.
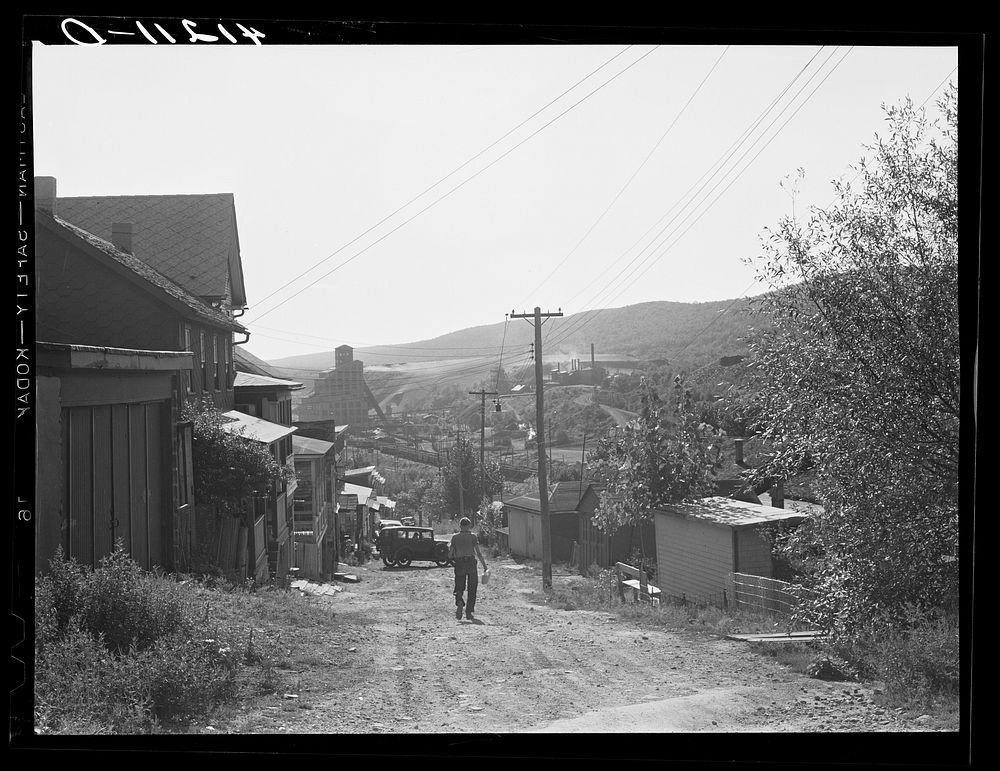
[111,222,135,254]
[770,479,785,509]
[35,176,57,215]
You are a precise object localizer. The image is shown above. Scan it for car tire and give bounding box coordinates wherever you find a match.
[435,560,451,568]
[396,549,412,567]
[382,555,396,567]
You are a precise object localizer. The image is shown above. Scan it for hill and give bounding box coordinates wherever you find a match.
[269,297,764,373]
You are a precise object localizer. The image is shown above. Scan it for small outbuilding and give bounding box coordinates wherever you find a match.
[652,496,810,607]
[505,482,596,563]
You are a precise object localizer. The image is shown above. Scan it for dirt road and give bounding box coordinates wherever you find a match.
[212,555,930,734]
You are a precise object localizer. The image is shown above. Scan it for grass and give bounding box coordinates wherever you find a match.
[34,546,299,734]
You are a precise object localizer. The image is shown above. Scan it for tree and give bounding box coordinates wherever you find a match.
[588,378,721,571]
[395,478,434,526]
[741,87,959,633]
[436,434,503,519]
[183,398,289,517]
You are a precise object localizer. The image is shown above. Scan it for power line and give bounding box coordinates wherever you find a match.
[495,315,510,392]
[546,47,851,352]
[543,47,829,354]
[250,324,505,353]
[517,45,730,308]
[245,46,660,324]
[244,45,635,319]
[919,66,957,109]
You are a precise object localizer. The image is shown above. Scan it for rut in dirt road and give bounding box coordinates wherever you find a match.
[248,556,917,734]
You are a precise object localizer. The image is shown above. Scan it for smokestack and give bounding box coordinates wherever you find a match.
[35,176,57,215]
[111,222,135,254]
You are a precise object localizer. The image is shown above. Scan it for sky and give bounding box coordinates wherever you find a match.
[30,34,958,363]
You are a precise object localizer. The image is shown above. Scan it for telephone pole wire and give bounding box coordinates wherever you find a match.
[510,306,563,590]
[469,388,499,524]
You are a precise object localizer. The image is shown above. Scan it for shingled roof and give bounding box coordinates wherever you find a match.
[41,213,246,333]
[57,193,247,307]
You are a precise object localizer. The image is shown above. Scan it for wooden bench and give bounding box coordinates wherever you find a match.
[615,562,661,605]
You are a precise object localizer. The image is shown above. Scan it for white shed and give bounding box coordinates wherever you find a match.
[653,497,809,607]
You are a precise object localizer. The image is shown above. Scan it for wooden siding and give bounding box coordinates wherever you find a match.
[36,377,64,570]
[654,512,734,606]
[505,508,576,562]
[60,401,168,571]
[508,509,531,559]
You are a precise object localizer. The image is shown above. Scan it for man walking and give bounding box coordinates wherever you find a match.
[450,517,488,621]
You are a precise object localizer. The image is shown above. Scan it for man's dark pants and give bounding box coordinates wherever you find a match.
[453,556,479,614]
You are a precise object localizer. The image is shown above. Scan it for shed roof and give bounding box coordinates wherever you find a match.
[221,410,296,445]
[234,371,304,390]
[506,482,599,514]
[292,434,336,457]
[341,482,373,503]
[57,192,247,306]
[655,496,808,529]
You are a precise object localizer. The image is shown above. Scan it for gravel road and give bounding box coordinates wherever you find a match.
[212,555,934,735]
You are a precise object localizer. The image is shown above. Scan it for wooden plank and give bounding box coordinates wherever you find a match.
[620,579,661,596]
[91,405,114,562]
[128,403,149,568]
[111,404,132,556]
[725,632,828,642]
[67,407,94,566]
[146,402,163,569]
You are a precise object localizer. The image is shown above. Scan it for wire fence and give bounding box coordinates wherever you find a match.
[731,572,810,617]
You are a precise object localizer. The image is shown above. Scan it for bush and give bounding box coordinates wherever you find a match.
[35,546,268,734]
[831,606,959,707]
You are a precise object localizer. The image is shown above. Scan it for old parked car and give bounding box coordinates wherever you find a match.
[379,526,452,568]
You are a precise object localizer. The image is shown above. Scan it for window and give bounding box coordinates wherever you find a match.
[199,331,207,392]
[183,325,194,394]
[212,334,220,390]
[225,339,233,388]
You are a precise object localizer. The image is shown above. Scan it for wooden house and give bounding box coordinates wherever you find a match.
[233,370,304,581]
[219,410,297,585]
[652,496,809,608]
[56,184,250,413]
[292,434,339,579]
[34,178,248,573]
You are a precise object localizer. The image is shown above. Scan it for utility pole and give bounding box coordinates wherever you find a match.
[511,306,563,590]
[455,428,465,520]
[468,388,498,524]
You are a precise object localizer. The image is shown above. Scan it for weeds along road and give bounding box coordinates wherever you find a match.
[214,555,924,735]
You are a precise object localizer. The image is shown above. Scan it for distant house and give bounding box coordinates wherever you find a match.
[340,481,376,543]
[233,371,304,582]
[34,178,247,573]
[219,410,297,584]
[292,434,340,579]
[652,496,810,607]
